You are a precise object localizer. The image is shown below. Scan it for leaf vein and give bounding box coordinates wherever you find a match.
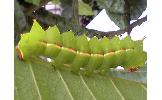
[109,77,126,100]
[57,70,74,100]
[79,74,97,100]
[29,62,42,100]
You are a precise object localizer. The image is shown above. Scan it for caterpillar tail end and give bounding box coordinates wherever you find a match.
[16,46,24,60]
[127,66,140,72]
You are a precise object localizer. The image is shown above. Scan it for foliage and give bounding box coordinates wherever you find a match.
[14,0,147,99]
[97,0,147,29]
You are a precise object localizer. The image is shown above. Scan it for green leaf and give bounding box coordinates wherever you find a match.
[97,0,147,29]
[25,0,41,6]
[109,67,147,84]
[79,0,93,15]
[15,51,146,100]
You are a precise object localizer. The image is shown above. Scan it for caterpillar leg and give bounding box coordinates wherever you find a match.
[84,54,104,76]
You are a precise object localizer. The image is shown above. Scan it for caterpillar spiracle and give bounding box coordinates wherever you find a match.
[16,20,147,75]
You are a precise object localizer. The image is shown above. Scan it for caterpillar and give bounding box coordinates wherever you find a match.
[16,20,147,75]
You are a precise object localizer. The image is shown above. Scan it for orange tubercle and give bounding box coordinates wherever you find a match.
[16,46,24,60]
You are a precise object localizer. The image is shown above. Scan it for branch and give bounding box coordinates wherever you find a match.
[129,15,147,32]
[99,16,147,38]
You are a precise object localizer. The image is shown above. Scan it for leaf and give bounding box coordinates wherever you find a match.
[127,0,147,20]
[60,0,94,18]
[14,0,27,41]
[109,67,147,84]
[79,0,93,16]
[25,0,41,6]
[15,51,146,100]
[97,0,147,29]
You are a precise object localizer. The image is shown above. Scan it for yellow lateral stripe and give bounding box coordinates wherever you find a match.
[45,43,135,57]
[61,47,77,54]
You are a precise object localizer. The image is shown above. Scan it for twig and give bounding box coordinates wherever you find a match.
[129,16,147,31]
[99,16,147,38]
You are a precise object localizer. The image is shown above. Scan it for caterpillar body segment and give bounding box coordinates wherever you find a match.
[17,33,46,59]
[45,26,61,44]
[17,20,147,75]
[55,46,77,65]
[71,35,91,72]
[43,43,61,58]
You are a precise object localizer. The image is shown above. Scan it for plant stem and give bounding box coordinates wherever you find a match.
[72,0,79,25]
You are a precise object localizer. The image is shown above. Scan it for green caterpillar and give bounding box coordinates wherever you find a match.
[16,20,147,75]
